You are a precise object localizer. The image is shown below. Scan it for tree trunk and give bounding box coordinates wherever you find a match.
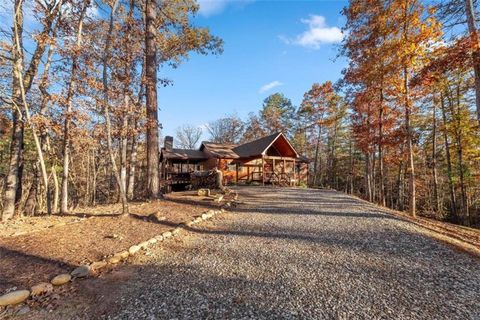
[2,0,25,221]
[145,0,160,199]
[453,83,469,224]
[60,2,88,214]
[102,0,128,215]
[51,164,59,213]
[120,95,129,198]
[312,124,321,186]
[440,91,457,221]
[365,153,373,202]
[11,0,51,219]
[378,89,386,206]
[127,121,138,200]
[92,148,97,205]
[348,139,354,194]
[38,28,57,215]
[404,67,416,217]
[431,93,440,214]
[465,0,480,125]
[396,159,404,211]
[23,165,38,216]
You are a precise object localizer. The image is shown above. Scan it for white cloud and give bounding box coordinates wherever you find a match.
[197,0,253,17]
[280,15,343,49]
[259,81,283,94]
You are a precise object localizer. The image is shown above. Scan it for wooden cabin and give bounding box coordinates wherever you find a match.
[160,132,309,189]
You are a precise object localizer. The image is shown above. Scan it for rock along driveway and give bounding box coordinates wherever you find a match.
[40,187,480,319]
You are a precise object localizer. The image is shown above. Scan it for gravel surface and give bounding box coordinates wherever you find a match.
[26,187,480,319]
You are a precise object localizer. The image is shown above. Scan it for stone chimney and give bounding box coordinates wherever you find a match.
[164,136,173,151]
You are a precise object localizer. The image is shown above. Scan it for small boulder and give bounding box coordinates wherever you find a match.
[194,217,203,223]
[201,213,208,220]
[162,231,172,239]
[51,274,71,286]
[139,241,149,249]
[71,265,91,278]
[0,290,30,306]
[31,283,53,296]
[118,251,130,259]
[148,238,157,245]
[90,260,107,271]
[108,255,121,264]
[154,235,164,241]
[172,228,181,236]
[197,188,210,196]
[128,245,141,255]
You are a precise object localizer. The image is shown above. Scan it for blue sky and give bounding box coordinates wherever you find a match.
[160,0,348,139]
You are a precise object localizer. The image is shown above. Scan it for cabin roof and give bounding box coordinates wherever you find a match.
[232,132,279,158]
[233,132,299,158]
[201,142,240,159]
[161,148,208,161]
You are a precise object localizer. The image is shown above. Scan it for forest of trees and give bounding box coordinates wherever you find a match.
[1,0,479,227]
[0,0,222,220]
[200,0,480,227]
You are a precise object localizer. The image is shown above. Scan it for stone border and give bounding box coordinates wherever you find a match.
[0,205,230,308]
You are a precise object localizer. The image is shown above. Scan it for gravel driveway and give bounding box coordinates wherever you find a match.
[37,187,480,319]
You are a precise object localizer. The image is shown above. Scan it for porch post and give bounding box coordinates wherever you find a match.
[262,156,265,186]
[236,163,239,184]
[293,159,296,185]
[247,166,250,182]
[272,158,275,183]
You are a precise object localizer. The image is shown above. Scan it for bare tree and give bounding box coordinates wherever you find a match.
[175,125,202,149]
[102,0,128,215]
[60,1,89,214]
[206,115,244,144]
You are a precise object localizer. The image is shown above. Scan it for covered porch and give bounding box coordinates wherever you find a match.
[233,155,305,187]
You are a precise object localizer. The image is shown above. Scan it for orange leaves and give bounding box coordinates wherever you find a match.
[412,36,476,87]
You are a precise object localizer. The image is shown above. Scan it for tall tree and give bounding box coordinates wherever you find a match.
[260,93,296,136]
[143,0,222,199]
[144,0,159,199]
[60,1,89,214]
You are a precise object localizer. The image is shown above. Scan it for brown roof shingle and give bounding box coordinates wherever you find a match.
[233,132,281,158]
[201,142,240,159]
[161,148,208,161]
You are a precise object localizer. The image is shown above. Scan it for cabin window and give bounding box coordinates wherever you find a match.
[228,163,236,171]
